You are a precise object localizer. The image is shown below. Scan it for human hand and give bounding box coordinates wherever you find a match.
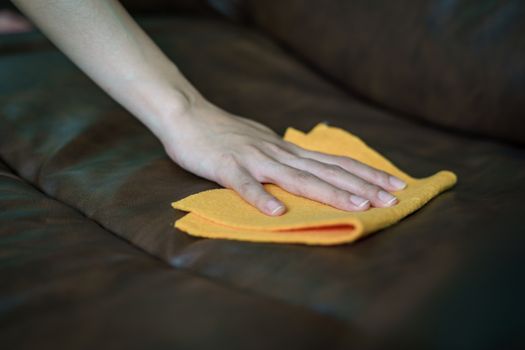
[10,0,406,216]
[160,100,407,216]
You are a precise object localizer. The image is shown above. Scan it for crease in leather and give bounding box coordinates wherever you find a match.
[172,123,458,245]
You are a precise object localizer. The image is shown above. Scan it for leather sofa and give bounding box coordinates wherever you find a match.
[1,1,524,349]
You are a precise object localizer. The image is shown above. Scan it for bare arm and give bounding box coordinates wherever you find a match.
[12,0,406,215]
[12,0,198,139]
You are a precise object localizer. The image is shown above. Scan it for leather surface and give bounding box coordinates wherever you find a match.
[120,0,212,14]
[3,0,213,15]
[0,160,348,349]
[246,0,525,144]
[1,15,524,349]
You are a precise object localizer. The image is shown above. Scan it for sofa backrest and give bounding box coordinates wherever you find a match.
[245,0,525,144]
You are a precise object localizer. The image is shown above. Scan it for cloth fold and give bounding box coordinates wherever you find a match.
[171,123,457,245]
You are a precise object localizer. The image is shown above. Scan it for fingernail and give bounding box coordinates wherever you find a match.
[267,199,285,215]
[378,190,398,206]
[350,195,370,208]
[389,176,407,190]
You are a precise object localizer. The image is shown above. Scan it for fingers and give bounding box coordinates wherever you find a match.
[262,141,406,208]
[223,163,286,216]
[214,138,407,216]
[285,142,407,192]
[256,160,371,212]
[275,155,398,208]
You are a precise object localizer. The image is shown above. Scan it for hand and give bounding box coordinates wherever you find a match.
[160,100,407,216]
[10,1,407,216]
[11,0,406,216]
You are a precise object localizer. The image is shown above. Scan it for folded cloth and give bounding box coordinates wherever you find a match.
[171,123,457,245]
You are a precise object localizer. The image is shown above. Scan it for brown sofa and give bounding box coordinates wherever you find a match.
[1,1,524,349]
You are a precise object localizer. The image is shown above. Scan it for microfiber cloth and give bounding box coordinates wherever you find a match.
[171,123,457,245]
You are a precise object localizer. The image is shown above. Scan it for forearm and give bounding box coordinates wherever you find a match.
[12,0,202,140]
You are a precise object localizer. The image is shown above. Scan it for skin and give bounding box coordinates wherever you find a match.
[11,0,407,216]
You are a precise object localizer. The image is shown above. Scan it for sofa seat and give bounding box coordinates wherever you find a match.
[0,161,345,349]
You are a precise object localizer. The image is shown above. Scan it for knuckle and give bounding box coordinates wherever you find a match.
[214,153,239,185]
[287,156,307,169]
[239,143,258,155]
[241,148,275,182]
[370,169,390,184]
[238,180,254,196]
[293,170,316,184]
[260,140,280,153]
[361,182,382,197]
[262,141,294,159]
[340,156,358,168]
[249,159,274,183]
[322,164,343,179]
[332,189,350,207]
[286,170,314,196]
[239,182,267,209]
[217,152,238,168]
[253,169,270,183]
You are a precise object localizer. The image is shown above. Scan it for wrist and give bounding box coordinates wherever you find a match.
[136,84,201,142]
[153,89,217,146]
[155,94,234,156]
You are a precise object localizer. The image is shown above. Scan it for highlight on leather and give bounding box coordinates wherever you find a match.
[171,123,458,245]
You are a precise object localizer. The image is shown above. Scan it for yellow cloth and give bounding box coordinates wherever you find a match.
[171,123,457,245]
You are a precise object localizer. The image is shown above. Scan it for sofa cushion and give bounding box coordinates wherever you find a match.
[1,15,524,349]
[120,0,211,14]
[0,160,348,349]
[246,0,525,144]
